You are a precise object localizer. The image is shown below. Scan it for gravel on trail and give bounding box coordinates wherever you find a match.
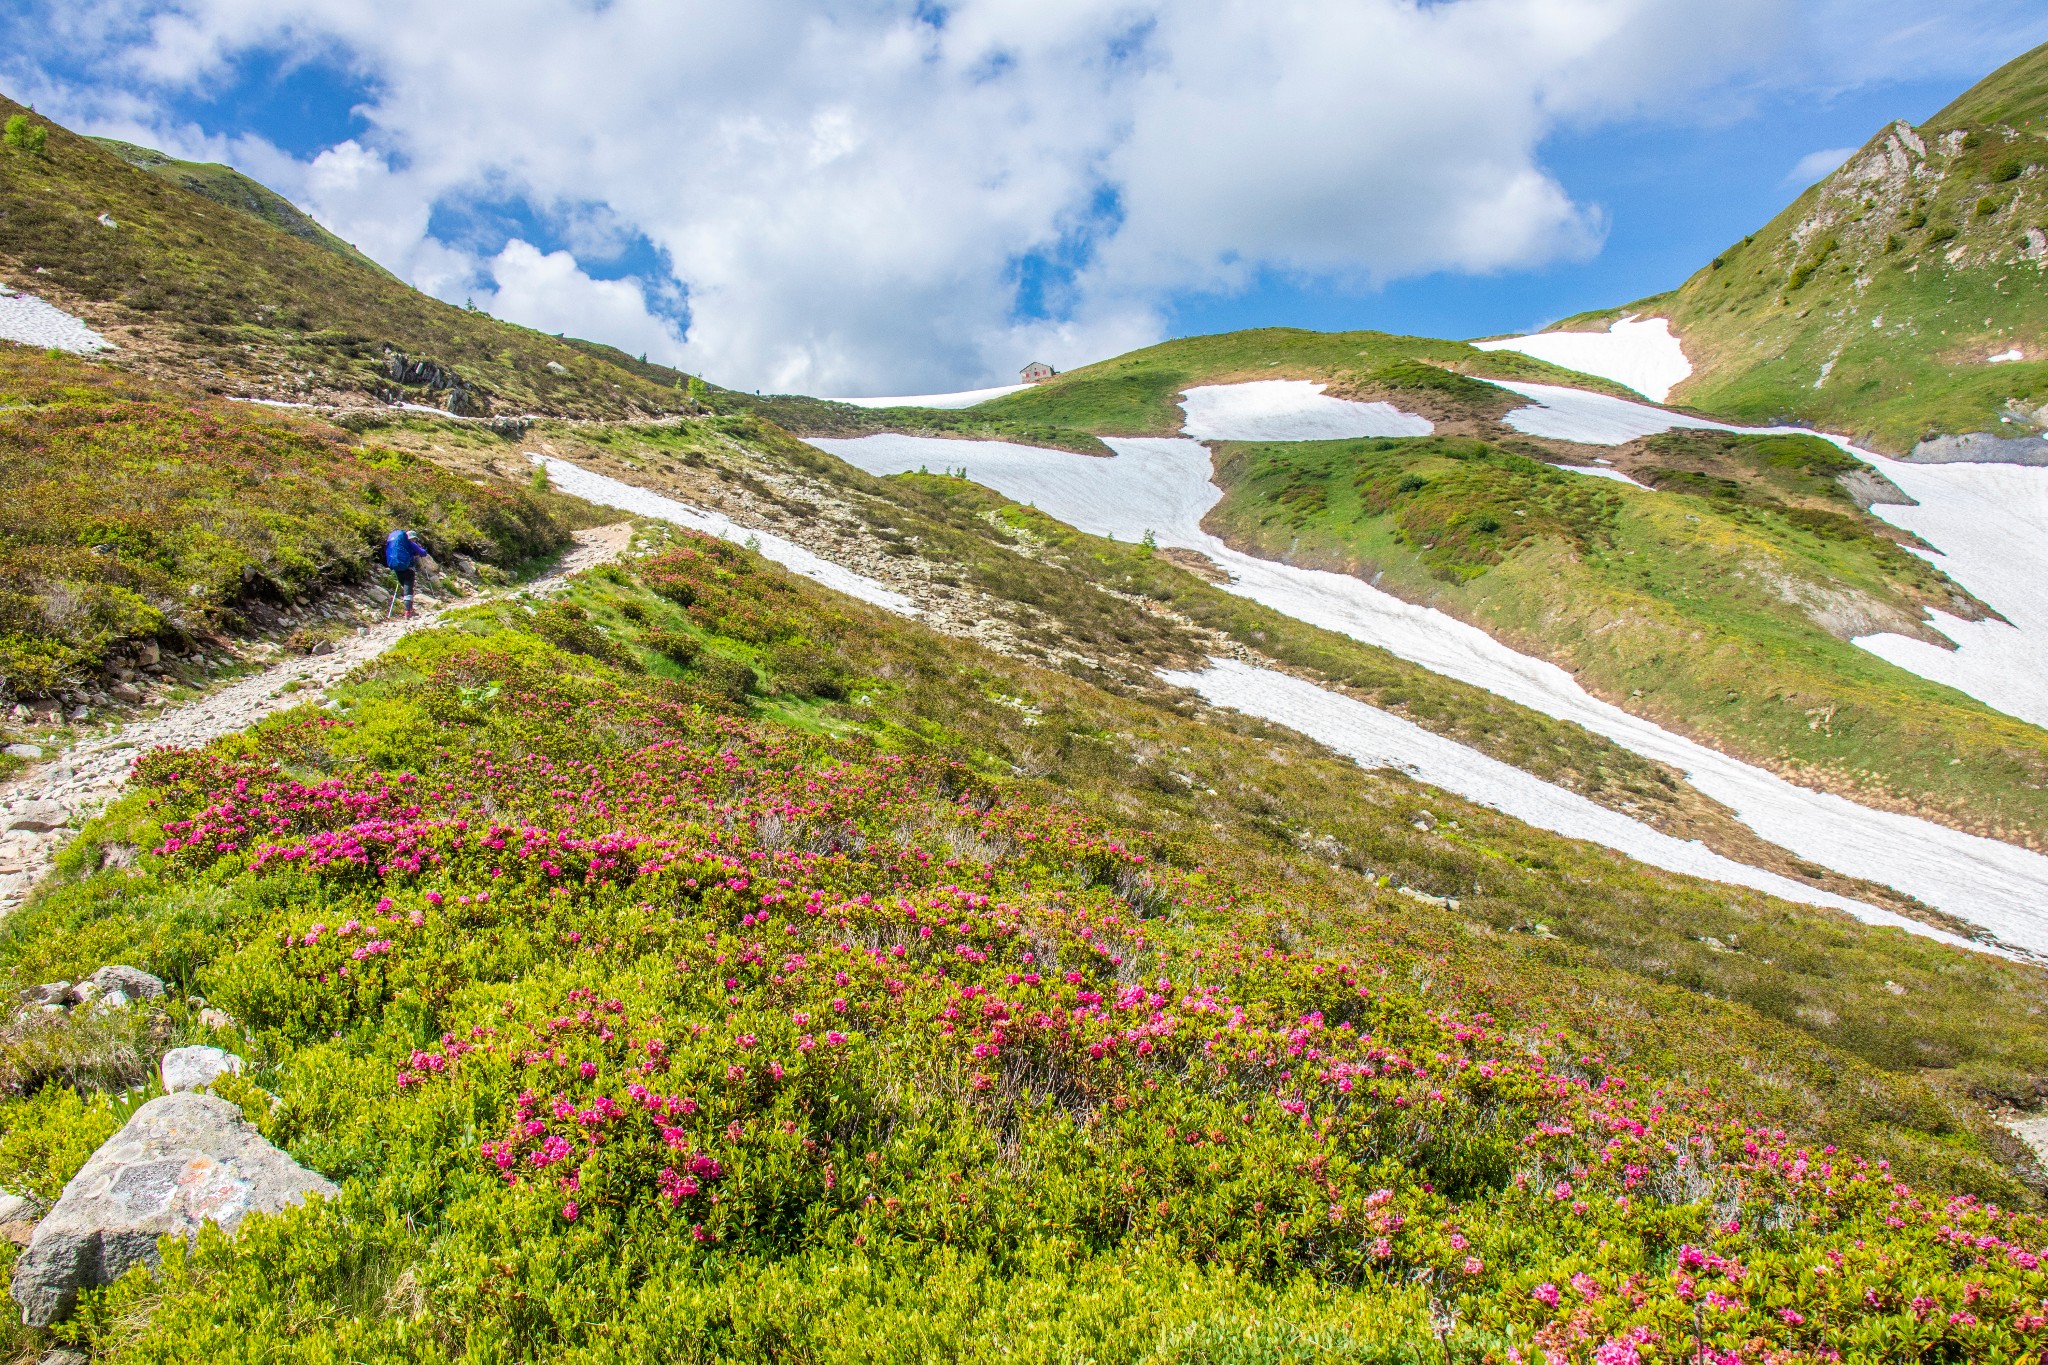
[0,524,632,918]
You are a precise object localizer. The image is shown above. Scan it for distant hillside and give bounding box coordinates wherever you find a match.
[1591,41,2048,454]
[726,327,1628,453]
[0,96,692,420]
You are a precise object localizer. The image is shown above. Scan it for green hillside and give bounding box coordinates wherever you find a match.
[2,523,2046,1361]
[88,137,392,277]
[1602,41,2048,453]
[0,97,692,419]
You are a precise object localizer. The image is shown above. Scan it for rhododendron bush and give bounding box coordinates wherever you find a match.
[0,535,2041,1363]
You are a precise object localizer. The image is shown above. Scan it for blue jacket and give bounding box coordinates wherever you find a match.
[384,529,428,570]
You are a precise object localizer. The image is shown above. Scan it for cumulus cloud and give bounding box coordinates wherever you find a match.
[479,240,685,364]
[7,0,2047,393]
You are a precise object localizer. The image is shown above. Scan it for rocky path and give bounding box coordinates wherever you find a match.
[0,524,634,917]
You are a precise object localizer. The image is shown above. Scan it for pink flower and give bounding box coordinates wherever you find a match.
[1532,1283,1560,1308]
[1461,1256,1484,1276]
[561,1201,579,1221]
[1779,1309,1805,1326]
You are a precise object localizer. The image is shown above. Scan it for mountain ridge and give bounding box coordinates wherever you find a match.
[1560,42,2048,455]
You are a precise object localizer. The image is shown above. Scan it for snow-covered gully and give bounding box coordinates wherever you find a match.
[809,388,2048,960]
[528,455,916,615]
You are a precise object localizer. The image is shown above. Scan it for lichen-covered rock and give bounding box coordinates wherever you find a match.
[160,1046,243,1094]
[10,1093,335,1326]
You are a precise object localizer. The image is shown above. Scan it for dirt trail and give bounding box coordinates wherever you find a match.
[0,524,633,917]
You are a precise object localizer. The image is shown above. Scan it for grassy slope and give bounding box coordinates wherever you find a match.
[0,98,689,418]
[419,408,1941,921]
[0,347,573,700]
[0,529,2044,1358]
[1203,427,2048,848]
[1595,41,2048,452]
[497,414,1745,844]
[87,138,393,278]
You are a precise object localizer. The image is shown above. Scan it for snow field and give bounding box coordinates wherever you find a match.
[528,455,917,616]
[0,289,111,354]
[1473,315,1693,403]
[1177,381,1433,441]
[1492,381,1735,445]
[1163,659,1990,952]
[836,383,1031,409]
[810,427,2048,956]
[1846,453,2048,731]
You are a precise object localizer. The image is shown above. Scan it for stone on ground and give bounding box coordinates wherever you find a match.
[160,1045,243,1094]
[10,1093,336,1326]
[84,965,165,1000]
[3,801,67,833]
[0,1193,43,1247]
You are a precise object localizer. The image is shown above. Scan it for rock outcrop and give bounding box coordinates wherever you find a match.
[10,1093,335,1326]
[1907,432,2048,465]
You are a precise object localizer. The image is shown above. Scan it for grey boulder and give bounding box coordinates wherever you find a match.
[10,1093,335,1326]
[85,966,165,1001]
[160,1046,243,1094]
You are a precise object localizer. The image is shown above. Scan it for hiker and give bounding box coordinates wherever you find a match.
[384,528,431,618]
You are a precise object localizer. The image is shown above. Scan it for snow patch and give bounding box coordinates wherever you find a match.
[0,289,112,354]
[1178,380,1433,441]
[1492,382,1735,445]
[1473,316,1692,403]
[1556,464,1647,487]
[810,429,2048,956]
[836,384,1030,410]
[1165,659,1988,952]
[1988,347,2025,364]
[1847,454,2048,731]
[527,455,917,616]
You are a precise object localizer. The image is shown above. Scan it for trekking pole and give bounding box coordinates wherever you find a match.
[385,584,400,619]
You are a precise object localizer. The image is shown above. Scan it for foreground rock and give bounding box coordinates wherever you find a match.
[10,1093,336,1326]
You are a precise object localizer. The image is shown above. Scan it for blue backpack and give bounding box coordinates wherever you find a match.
[384,529,417,570]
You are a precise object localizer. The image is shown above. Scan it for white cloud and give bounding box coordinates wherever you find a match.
[1786,146,1858,187]
[478,240,685,364]
[10,0,2048,393]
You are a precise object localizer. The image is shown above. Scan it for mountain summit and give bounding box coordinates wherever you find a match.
[1591,41,2048,455]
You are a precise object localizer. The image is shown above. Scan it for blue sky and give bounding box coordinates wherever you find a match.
[6,3,2045,394]
[1168,71,1995,342]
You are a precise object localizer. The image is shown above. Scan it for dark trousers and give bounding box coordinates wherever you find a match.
[394,566,417,604]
